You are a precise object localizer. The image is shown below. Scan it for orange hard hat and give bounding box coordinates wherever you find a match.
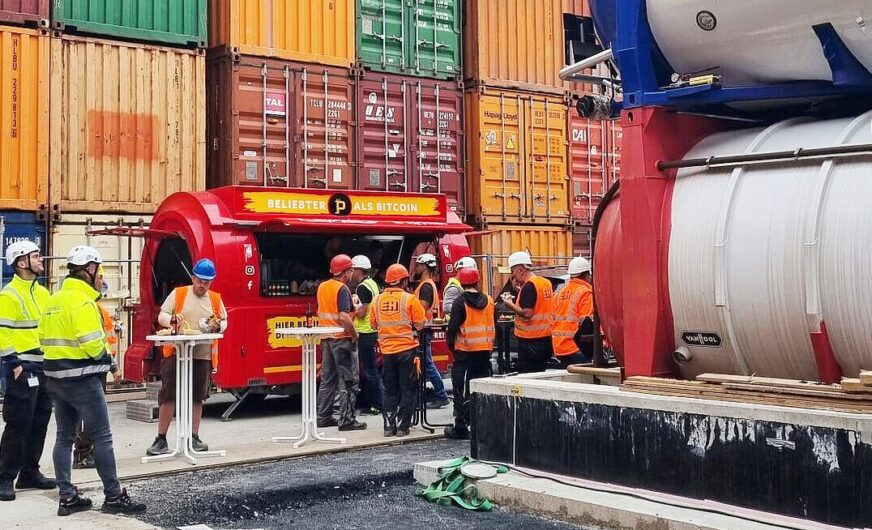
[385,263,410,285]
[329,254,353,275]
[457,267,480,286]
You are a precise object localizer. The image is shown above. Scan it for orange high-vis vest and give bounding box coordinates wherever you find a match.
[317,278,352,339]
[455,295,496,352]
[514,275,554,339]
[370,288,424,354]
[552,279,593,356]
[97,302,117,354]
[414,277,441,320]
[161,287,222,369]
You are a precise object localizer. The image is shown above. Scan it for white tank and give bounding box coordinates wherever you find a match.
[647,0,872,86]
[668,111,872,380]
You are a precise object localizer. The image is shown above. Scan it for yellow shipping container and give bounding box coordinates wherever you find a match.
[0,28,48,211]
[208,0,355,67]
[468,224,573,298]
[464,0,565,94]
[465,87,570,226]
[49,35,206,214]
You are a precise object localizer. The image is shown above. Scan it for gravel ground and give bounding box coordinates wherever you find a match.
[121,439,592,530]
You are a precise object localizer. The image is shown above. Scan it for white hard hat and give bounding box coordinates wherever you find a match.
[67,245,103,266]
[351,255,372,270]
[568,256,591,276]
[5,240,40,267]
[416,253,437,267]
[507,251,533,269]
[454,256,478,271]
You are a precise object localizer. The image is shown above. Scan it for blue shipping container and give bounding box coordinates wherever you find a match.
[0,211,47,284]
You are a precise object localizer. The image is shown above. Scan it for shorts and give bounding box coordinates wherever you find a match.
[158,357,212,405]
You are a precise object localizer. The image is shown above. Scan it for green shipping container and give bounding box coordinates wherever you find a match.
[357,0,460,80]
[52,0,207,47]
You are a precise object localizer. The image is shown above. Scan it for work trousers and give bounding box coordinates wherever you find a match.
[516,337,553,373]
[316,338,359,428]
[356,332,383,410]
[46,376,121,499]
[73,375,107,465]
[0,371,52,482]
[381,349,417,431]
[450,350,492,430]
[421,330,447,399]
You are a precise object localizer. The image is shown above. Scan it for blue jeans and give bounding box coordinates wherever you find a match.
[422,330,447,400]
[46,376,121,499]
[357,332,383,410]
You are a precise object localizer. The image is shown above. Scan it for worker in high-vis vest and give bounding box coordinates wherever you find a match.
[552,257,595,368]
[316,254,366,432]
[442,256,477,317]
[146,258,227,458]
[501,251,554,373]
[351,254,382,416]
[0,241,55,502]
[370,264,426,437]
[444,267,495,440]
[413,253,449,409]
[40,246,146,516]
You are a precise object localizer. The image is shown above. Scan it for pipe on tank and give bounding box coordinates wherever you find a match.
[657,143,872,171]
[590,178,621,368]
[560,49,614,80]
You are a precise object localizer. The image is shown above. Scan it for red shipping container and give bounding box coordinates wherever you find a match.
[567,108,621,226]
[0,0,47,26]
[356,72,465,215]
[207,51,356,190]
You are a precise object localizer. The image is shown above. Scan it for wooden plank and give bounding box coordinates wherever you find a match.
[566,366,623,379]
[720,383,872,401]
[860,371,872,386]
[696,373,843,393]
[840,378,872,394]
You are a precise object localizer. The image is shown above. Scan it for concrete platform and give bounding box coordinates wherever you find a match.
[414,460,853,530]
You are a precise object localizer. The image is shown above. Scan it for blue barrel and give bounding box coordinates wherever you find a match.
[0,211,47,284]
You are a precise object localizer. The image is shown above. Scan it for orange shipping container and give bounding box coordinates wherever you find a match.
[468,224,573,298]
[465,87,570,226]
[464,0,565,94]
[208,0,355,67]
[0,28,48,211]
[49,35,206,214]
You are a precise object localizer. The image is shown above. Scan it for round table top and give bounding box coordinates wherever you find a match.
[146,333,223,342]
[274,326,344,337]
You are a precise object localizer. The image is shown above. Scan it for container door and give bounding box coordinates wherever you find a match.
[525,95,569,223]
[358,0,405,74]
[356,75,411,193]
[293,66,355,190]
[474,92,524,222]
[407,0,461,79]
[0,211,46,283]
[568,114,606,225]
[411,80,464,215]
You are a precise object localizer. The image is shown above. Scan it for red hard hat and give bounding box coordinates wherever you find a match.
[385,263,410,285]
[457,267,480,286]
[329,254,353,275]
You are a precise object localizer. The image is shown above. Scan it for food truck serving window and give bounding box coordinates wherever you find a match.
[256,233,431,296]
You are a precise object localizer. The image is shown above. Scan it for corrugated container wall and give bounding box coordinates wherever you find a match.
[357,0,461,80]
[465,87,569,226]
[563,0,590,16]
[207,52,356,190]
[209,0,355,67]
[51,0,207,47]
[469,225,573,298]
[0,28,48,211]
[0,0,48,25]
[356,72,464,215]
[464,0,565,94]
[568,114,621,225]
[0,211,46,282]
[49,35,206,214]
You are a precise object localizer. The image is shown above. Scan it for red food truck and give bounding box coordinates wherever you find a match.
[117,186,472,418]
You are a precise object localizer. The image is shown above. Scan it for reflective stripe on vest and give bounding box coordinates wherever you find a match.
[41,277,107,372]
[161,287,222,368]
[374,291,418,354]
[514,275,554,339]
[414,278,441,320]
[44,363,111,379]
[317,279,352,339]
[0,276,48,358]
[455,296,496,352]
[552,280,592,356]
[353,277,379,334]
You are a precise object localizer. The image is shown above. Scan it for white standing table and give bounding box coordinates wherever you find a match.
[272,326,347,448]
[142,333,226,465]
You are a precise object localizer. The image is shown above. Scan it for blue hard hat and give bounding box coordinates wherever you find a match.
[192,259,217,280]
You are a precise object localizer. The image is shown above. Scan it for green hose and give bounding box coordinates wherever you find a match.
[415,456,509,511]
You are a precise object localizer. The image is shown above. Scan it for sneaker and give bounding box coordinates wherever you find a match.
[316,417,339,428]
[444,426,470,440]
[101,488,146,515]
[359,406,381,416]
[383,427,396,437]
[145,436,169,456]
[58,491,93,516]
[0,479,14,501]
[16,471,56,490]
[338,421,368,431]
[396,428,410,437]
[191,434,209,452]
[426,397,451,409]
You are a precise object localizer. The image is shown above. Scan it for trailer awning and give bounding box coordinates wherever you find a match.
[86,227,182,239]
[250,216,472,235]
